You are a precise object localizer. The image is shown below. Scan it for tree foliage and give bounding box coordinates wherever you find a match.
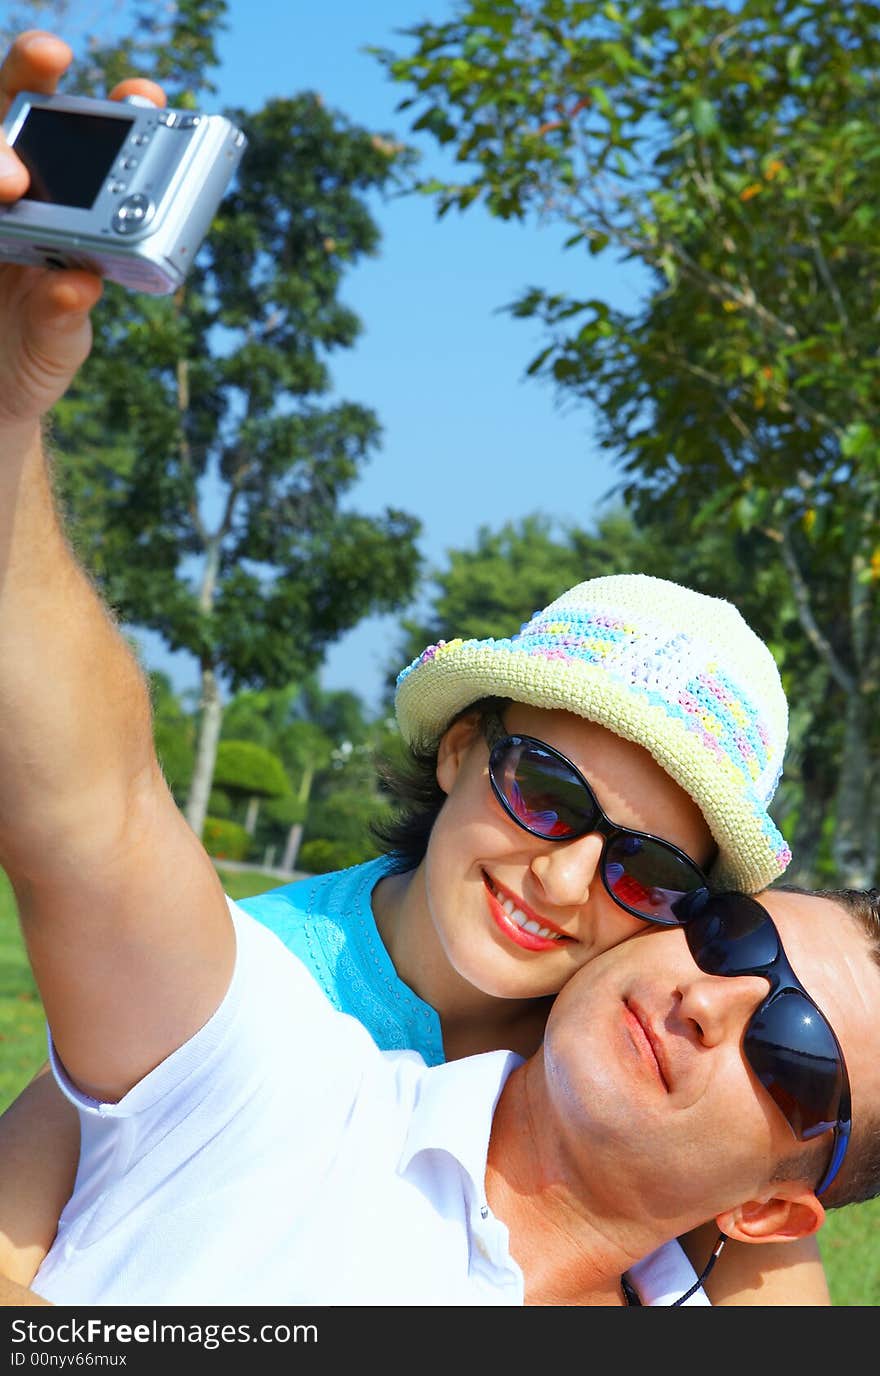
[378,0,880,883]
[202,816,250,862]
[19,0,424,841]
[396,505,842,882]
[149,668,197,800]
[215,679,391,873]
[213,740,290,799]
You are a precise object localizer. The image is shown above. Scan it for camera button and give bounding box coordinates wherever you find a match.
[112,193,155,234]
[158,111,177,127]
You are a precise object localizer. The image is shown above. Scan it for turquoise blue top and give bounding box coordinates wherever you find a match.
[236,856,446,1066]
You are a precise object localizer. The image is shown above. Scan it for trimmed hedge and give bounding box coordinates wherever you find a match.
[297,837,378,874]
[213,740,290,798]
[202,816,251,862]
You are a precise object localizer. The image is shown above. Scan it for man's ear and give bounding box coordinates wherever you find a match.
[716,1187,825,1246]
[436,712,482,795]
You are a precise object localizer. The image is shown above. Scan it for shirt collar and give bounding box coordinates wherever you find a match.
[399,1048,523,1190]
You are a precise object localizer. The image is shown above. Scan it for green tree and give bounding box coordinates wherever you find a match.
[378,0,880,884]
[27,0,422,845]
[212,739,290,836]
[220,685,302,752]
[396,506,837,878]
[149,669,197,804]
[394,510,655,674]
[267,720,333,870]
[219,679,381,872]
[295,701,400,874]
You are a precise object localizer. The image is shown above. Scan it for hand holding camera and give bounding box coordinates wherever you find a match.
[0,33,158,427]
[1,88,246,292]
[0,31,244,430]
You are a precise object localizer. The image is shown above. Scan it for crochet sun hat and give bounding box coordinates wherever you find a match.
[394,573,792,893]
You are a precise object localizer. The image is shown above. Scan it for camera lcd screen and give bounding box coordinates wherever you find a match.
[14,107,133,209]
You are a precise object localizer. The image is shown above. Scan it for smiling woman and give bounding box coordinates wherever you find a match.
[238,574,789,1056]
[398,697,718,1029]
[481,708,712,925]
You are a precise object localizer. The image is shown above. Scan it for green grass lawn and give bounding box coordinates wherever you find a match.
[0,867,876,1304]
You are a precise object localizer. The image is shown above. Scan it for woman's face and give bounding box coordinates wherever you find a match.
[422,703,716,1001]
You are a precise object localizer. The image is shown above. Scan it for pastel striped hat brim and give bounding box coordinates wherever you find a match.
[394,574,791,894]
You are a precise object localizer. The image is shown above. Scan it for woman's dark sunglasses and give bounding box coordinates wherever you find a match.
[483,714,710,926]
[685,891,851,1196]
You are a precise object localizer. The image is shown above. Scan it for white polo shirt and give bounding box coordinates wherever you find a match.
[34,903,706,1306]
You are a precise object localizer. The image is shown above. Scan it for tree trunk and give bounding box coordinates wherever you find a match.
[778,522,879,887]
[831,687,877,887]
[282,822,304,874]
[831,515,880,887]
[185,665,224,842]
[281,762,315,872]
[244,796,260,835]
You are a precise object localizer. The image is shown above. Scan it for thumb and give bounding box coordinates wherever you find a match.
[23,269,103,389]
[0,267,103,425]
[28,268,103,338]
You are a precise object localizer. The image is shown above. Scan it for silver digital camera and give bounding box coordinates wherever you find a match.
[0,90,247,294]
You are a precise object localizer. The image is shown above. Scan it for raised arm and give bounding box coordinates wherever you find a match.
[0,32,234,1104]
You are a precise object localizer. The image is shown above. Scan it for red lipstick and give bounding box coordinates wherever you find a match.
[483,872,570,953]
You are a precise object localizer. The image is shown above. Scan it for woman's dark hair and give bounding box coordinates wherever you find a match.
[370,696,510,874]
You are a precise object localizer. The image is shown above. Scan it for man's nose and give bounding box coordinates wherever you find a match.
[677,971,771,1047]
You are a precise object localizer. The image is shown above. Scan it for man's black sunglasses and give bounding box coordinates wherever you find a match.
[629,890,852,1307]
[685,891,851,1197]
[483,713,710,927]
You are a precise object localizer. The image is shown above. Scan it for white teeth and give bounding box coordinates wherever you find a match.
[493,884,561,940]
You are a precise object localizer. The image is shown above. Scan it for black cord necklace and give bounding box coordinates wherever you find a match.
[622,1233,726,1307]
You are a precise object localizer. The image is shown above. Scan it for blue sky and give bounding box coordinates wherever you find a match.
[79,1,649,713]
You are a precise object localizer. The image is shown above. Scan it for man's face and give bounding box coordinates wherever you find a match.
[541,890,880,1225]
